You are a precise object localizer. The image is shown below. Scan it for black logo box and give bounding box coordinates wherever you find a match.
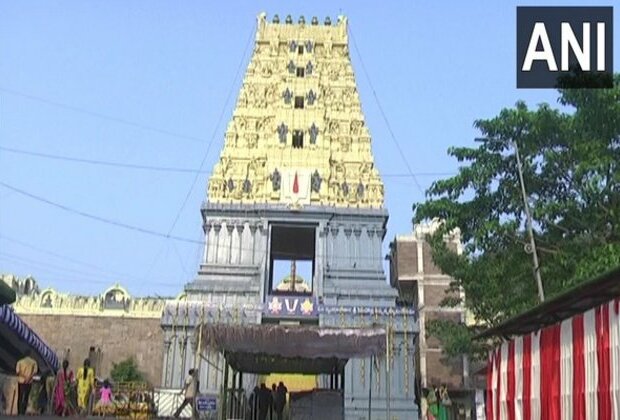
[517,7,613,89]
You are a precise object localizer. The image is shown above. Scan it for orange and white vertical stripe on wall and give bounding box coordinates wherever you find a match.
[486,298,620,420]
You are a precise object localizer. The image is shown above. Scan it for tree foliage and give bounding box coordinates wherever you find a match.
[415,75,620,359]
[110,357,145,383]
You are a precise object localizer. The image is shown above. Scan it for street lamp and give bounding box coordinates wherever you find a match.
[475,137,545,302]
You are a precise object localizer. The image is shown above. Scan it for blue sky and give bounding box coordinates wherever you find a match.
[0,1,617,296]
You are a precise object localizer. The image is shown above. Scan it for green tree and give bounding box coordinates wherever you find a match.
[110,357,145,383]
[414,75,620,360]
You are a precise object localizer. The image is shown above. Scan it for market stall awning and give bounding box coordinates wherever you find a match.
[200,324,386,374]
[476,265,620,339]
[0,304,59,374]
[0,281,16,305]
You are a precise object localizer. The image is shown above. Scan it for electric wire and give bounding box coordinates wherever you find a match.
[142,26,256,282]
[0,180,389,263]
[0,145,454,179]
[0,234,175,284]
[0,253,181,290]
[0,86,207,144]
[348,26,425,195]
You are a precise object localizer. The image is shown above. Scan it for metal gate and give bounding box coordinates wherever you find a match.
[221,388,249,420]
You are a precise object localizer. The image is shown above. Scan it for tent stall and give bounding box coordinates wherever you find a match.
[198,323,391,419]
[0,281,17,305]
[477,266,620,420]
[200,323,386,373]
[0,304,59,374]
[0,303,59,415]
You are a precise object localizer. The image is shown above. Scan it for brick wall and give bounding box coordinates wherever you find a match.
[423,284,459,308]
[422,242,441,274]
[395,241,418,276]
[425,351,463,389]
[20,314,163,386]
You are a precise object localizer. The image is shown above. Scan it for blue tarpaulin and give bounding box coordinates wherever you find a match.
[0,304,59,374]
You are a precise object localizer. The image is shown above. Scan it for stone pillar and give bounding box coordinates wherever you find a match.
[205,223,216,264]
[213,222,223,264]
[230,222,241,264]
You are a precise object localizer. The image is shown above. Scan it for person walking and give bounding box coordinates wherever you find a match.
[257,383,272,420]
[249,385,260,420]
[274,382,288,420]
[76,359,95,413]
[270,384,277,420]
[173,369,197,418]
[16,350,38,415]
[53,359,74,416]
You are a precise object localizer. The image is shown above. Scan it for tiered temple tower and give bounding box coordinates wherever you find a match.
[161,13,418,419]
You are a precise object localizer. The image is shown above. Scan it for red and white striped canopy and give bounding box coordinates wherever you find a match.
[486,298,620,420]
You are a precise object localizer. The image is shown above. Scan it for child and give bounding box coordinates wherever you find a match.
[94,380,114,416]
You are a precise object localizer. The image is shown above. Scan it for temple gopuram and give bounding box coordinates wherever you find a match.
[160,13,419,419]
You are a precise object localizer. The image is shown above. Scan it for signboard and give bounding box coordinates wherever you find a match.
[263,295,318,318]
[196,395,217,412]
[516,7,613,88]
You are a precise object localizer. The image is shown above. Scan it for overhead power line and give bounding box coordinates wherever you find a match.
[0,180,391,262]
[0,234,175,284]
[349,27,426,195]
[0,145,208,174]
[0,145,454,179]
[0,86,207,144]
[0,180,203,245]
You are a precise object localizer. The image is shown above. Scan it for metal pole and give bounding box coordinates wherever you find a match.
[194,323,203,368]
[386,329,391,420]
[512,140,545,302]
[221,361,229,420]
[368,355,373,420]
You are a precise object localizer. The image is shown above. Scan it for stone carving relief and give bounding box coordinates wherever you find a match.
[206,16,385,208]
[306,90,317,106]
[242,179,252,194]
[338,136,352,152]
[309,123,319,144]
[356,182,365,199]
[259,60,274,78]
[277,123,288,143]
[282,88,293,104]
[245,133,259,149]
[350,120,363,136]
[311,170,322,193]
[327,63,342,81]
[104,286,129,310]
[270,169,281,191]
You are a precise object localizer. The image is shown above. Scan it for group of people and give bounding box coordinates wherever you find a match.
[14,352,113,416]
[421,385,452,420]
[250,381,288,420]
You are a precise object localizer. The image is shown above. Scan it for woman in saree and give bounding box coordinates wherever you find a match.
[76,359,95,412]
[53,360,74,416]
[426,387,439,420]
[437,385,451,420]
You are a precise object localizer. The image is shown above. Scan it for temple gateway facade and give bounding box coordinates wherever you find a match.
[160,13,419,419]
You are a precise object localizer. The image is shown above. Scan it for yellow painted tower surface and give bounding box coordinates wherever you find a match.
[262,373,318,392]
[207,13,384,208]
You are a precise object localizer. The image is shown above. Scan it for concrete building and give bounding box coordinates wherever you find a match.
[159,13,419,419]
[389,220,476,417]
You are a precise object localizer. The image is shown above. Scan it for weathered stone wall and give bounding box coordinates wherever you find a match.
[19,314,163,386]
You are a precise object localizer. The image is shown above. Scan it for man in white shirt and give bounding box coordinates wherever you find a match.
[174,369,197,418]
